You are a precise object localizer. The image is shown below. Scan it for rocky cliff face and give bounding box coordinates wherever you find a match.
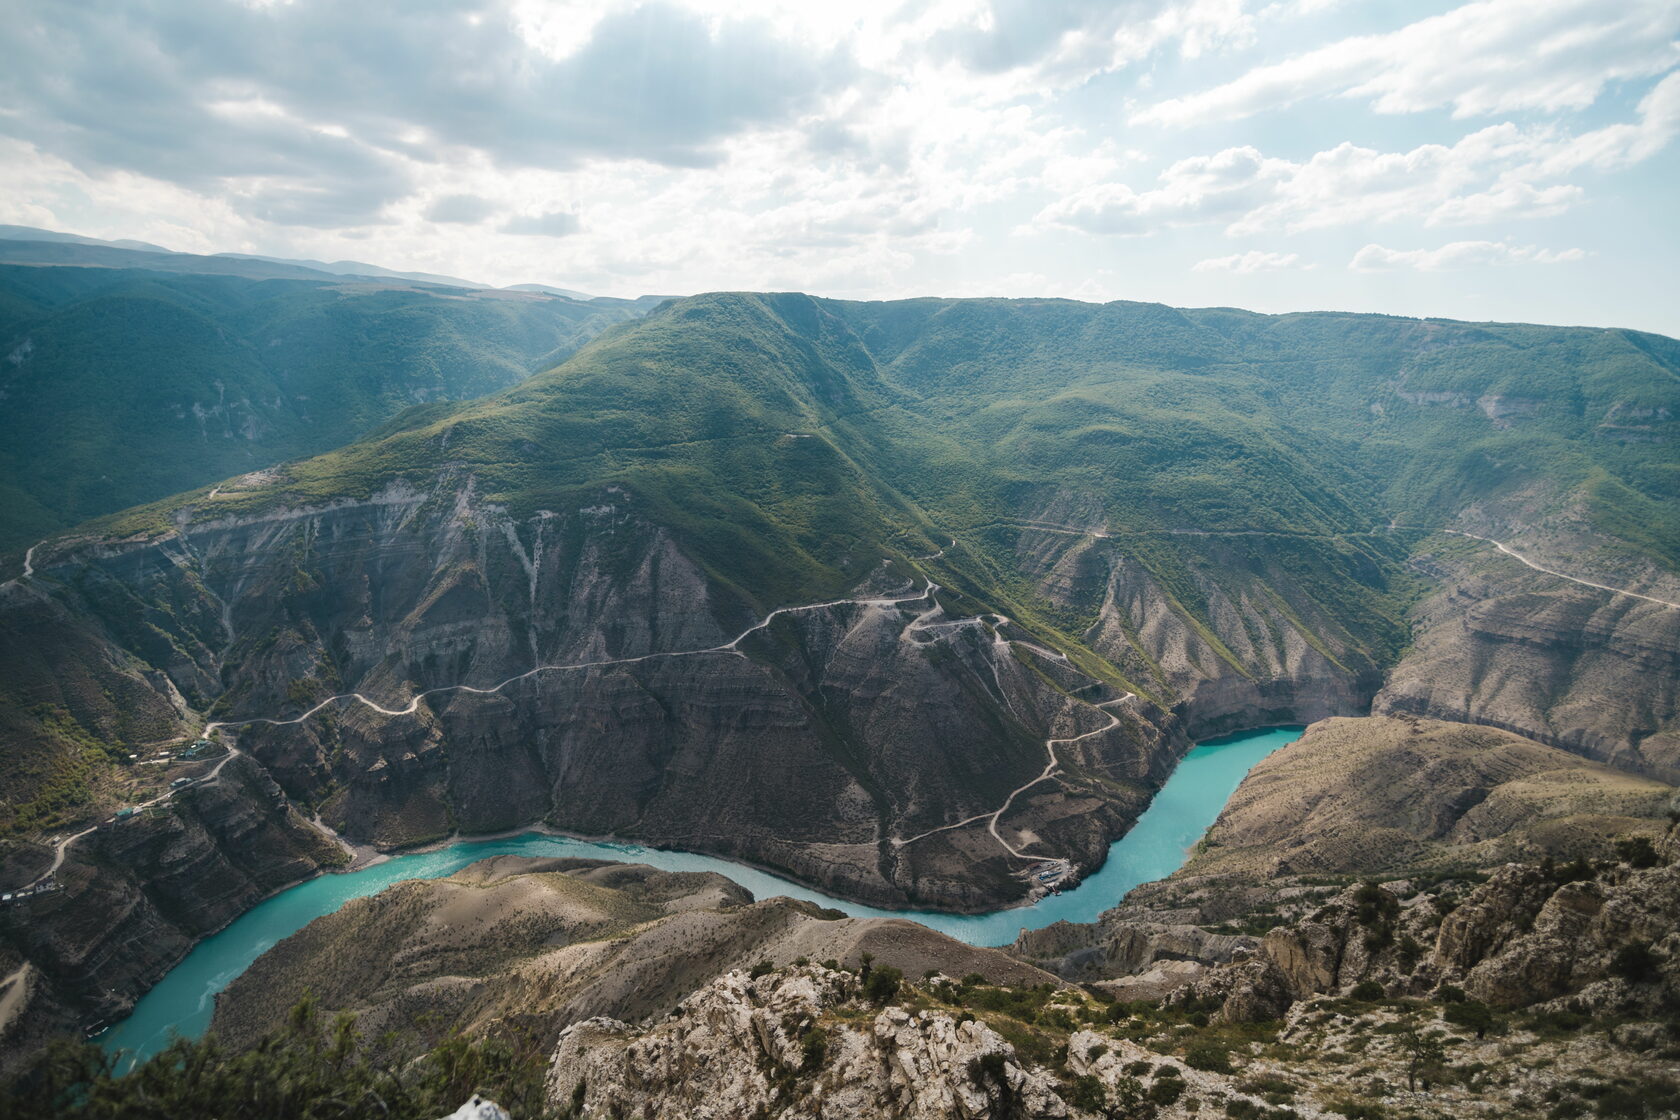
[1377,541,1680,780]
[0,753,341,1070]
[1016,524,1384,740]
[9,474,1175,914]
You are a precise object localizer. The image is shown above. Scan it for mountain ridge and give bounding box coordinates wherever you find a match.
[1,290,1675,1070]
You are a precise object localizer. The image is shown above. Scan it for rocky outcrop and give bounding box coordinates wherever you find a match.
[436,1097,510,1120]
[1009,716,1675,983]
[1161,837,1680,1024]
[547,966,1072,1120]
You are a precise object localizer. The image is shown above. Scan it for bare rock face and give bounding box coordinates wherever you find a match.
[1018,524,1384,740]
[436,1097,510,1120]
[9,481,1171,914]
[0,754,341,1072]
[1377,548,1680,781]
[547,966,1071,1120]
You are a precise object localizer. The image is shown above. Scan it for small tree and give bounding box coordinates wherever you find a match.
[1065,1074,1147,1120]
[864,964,903,1005]
[800,1027,828,1073]
[1443,999,1495,1039]
[1399,1023,1449,1091]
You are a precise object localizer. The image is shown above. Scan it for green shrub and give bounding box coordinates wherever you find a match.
[1064,1074,1108,1114]
[3,998,551,1120]
[1611,941,1662,983]
[1349,980,1385,1001]
[864,965,903,1006]
[1552,858,1594,884]
[1443,1000,1496,1039]
[1612,837,1661,869]
[1329,1102,1387,1120]
[1185,1042,1234,1073]
[969,1052,1008,1082]
[1148,1076,1185,1106]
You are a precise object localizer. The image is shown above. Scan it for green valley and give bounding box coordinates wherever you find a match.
[0,260,656,552]
[2,292,1676,1080]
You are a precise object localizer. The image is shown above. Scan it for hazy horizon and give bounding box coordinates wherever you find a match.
[3,1,1678,334]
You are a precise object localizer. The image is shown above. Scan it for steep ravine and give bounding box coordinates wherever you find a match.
[0,754,341,1066]
[0,474,1370,1063]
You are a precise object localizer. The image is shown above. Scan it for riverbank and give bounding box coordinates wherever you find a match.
[94,726,1304,1071]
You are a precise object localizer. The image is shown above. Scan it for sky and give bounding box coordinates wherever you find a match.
[2,0,1677,335]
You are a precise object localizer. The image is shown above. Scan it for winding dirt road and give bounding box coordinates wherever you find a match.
[1427,528,1680,610]
[205,583,943,735]
[14,517,1670,898]
[11,581,1007,897]
[20,747,245,892]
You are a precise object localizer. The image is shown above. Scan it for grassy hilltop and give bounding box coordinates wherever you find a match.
[99,291,1675,684]
[0,263,653,551]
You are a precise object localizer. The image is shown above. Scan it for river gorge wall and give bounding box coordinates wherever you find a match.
[0,754,339,1067]
[2,471,1677,1068]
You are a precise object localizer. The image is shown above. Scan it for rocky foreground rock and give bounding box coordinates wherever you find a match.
[549,967,1074,1120]
[1011,716,1676,985]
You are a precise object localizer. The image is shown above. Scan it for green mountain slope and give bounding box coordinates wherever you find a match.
[123,293,1673,681]
[3,292,1677,1058]
[8,292,1680,857]
[0,263,657,550]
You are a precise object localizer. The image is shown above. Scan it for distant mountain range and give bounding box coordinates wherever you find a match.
[0,250,667,549]
[0,224,675,304]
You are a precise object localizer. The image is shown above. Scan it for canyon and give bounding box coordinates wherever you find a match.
[1,294,1676,1080]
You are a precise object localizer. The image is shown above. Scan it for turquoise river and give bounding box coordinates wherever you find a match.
[100,725,1303,1070]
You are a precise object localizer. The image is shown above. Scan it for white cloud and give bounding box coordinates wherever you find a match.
[1349,240,1587,271]
[0,2,1673,332]
[425,194,496,224]
[0,1,854,227]
[1192,250,1301,272]
[1033,145,1280,234]
[1135,0,1680,126]
[929,0,1259,87]
[1040,75,1680,241]
[502,211,582,237]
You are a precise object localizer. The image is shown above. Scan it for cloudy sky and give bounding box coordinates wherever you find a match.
[3,0,1677,333]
